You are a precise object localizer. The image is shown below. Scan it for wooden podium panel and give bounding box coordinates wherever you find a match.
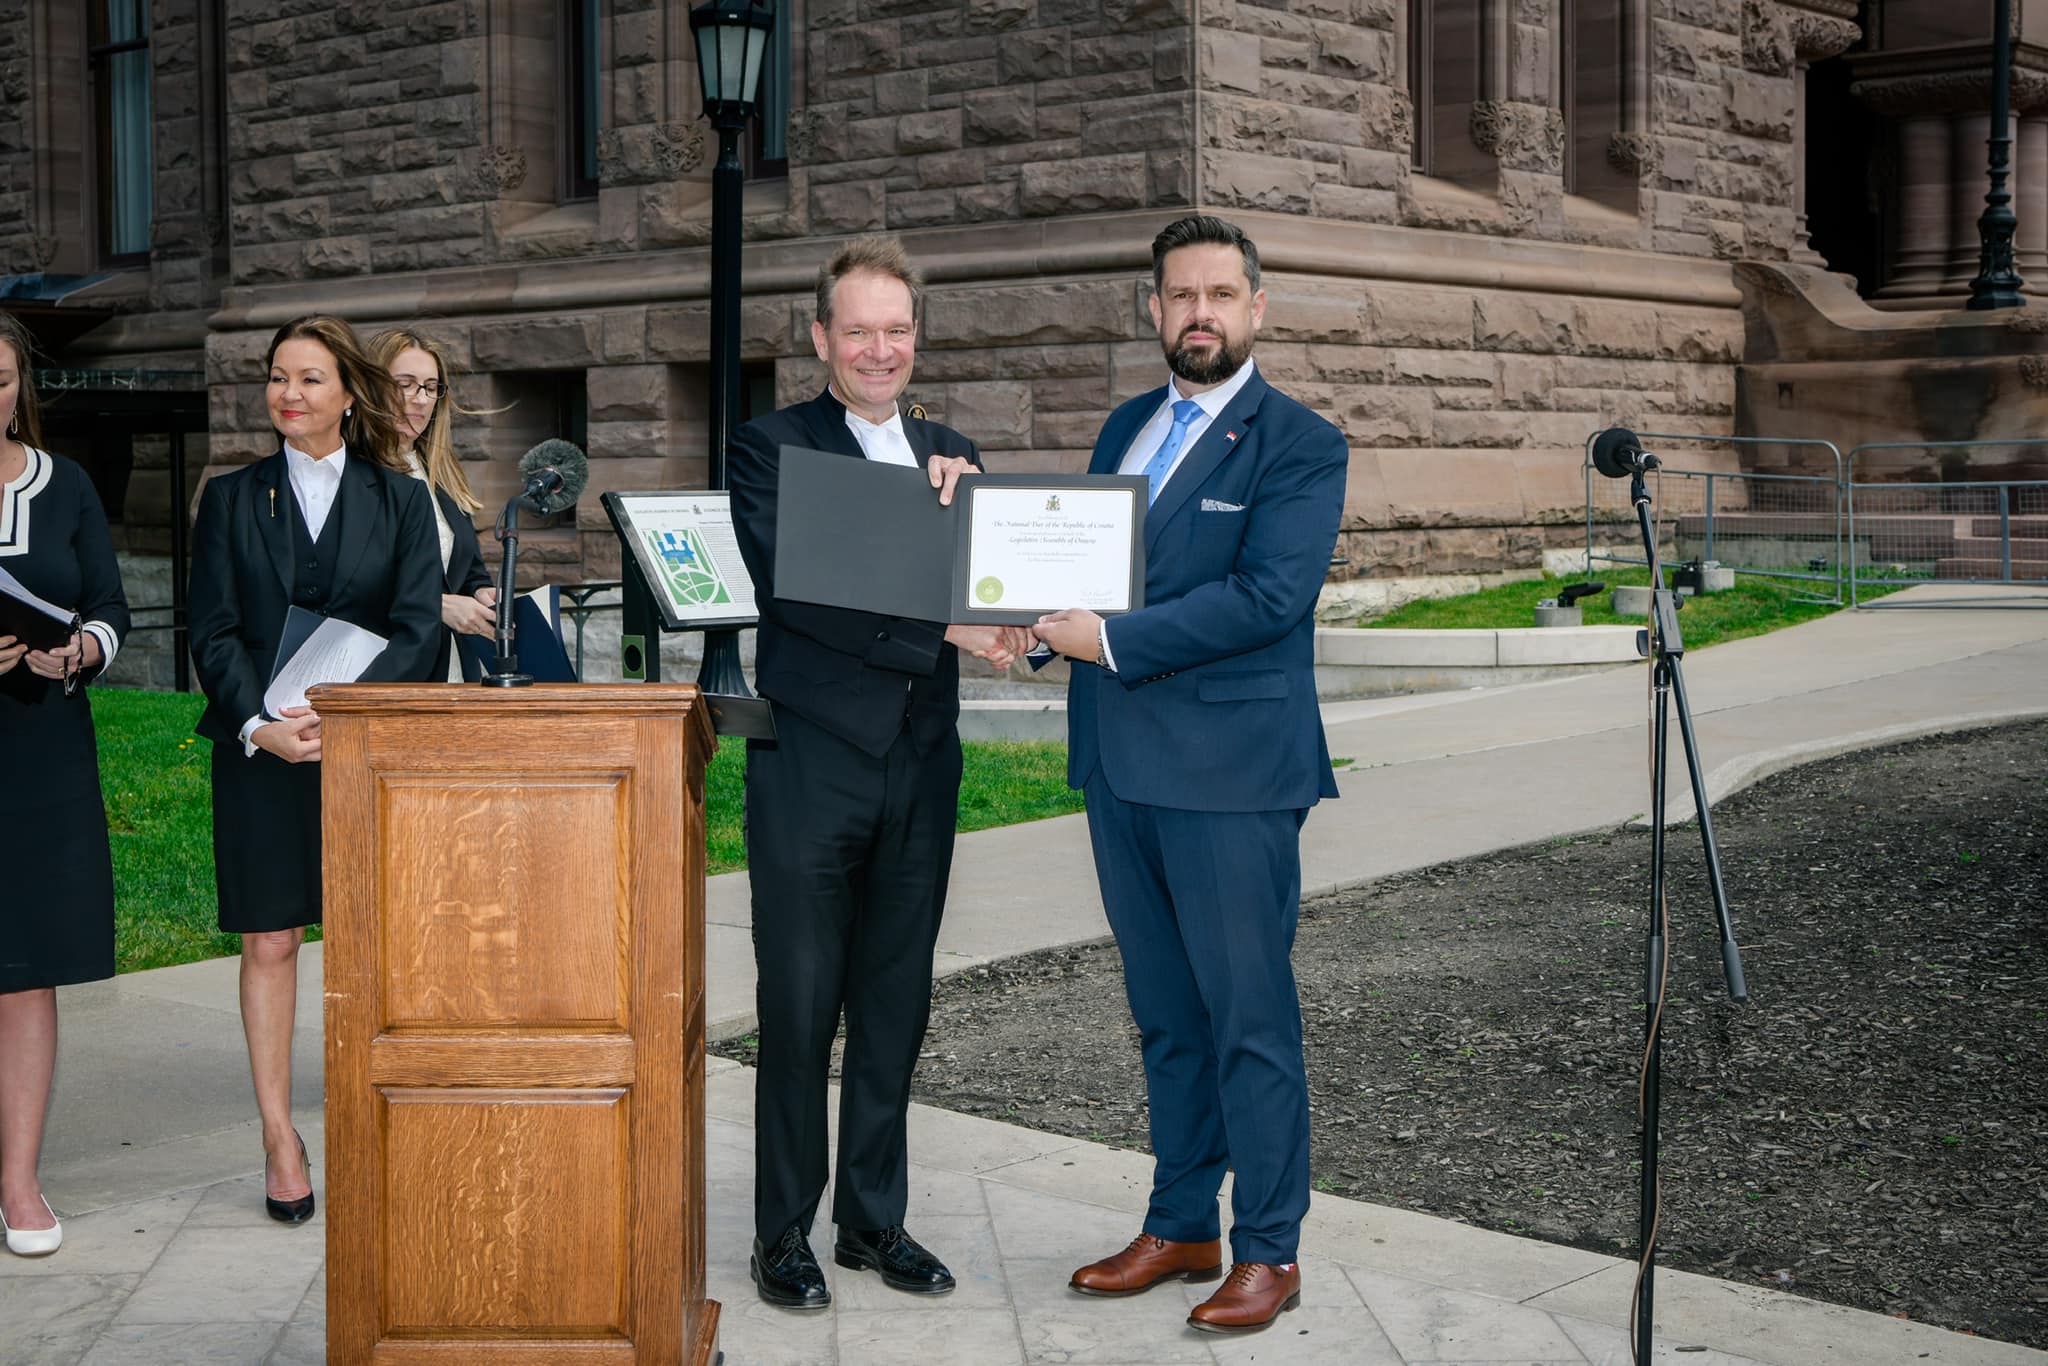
[315,684,719,1366]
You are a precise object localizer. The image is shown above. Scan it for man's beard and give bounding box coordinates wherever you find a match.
[1164,326,1252,386]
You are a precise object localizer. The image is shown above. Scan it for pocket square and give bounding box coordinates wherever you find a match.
[1200,499,1247,513]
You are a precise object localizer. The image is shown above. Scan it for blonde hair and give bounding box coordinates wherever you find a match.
[366,327,481,515]
[815,234,925,327]
[265,315,408,473]
[0,312,46,452]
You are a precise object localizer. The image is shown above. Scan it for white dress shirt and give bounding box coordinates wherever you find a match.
[1080,360,1259,674]
[241,441,349,752]
[840,395,921,468]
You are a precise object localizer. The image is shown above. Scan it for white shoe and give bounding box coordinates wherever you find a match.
[1,1194,63,1255]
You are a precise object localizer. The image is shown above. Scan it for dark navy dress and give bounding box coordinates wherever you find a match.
[0,448,130,991]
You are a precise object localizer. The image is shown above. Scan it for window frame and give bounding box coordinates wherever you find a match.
[88,0,154,267]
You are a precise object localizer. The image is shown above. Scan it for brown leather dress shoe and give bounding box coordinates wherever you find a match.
[1069,1233,1224,1297]
[1187,1261,1302,1333]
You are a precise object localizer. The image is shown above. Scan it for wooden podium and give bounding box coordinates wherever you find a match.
[314,683,720,1365]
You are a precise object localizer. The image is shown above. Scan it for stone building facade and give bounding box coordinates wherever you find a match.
[3,0,2044,628]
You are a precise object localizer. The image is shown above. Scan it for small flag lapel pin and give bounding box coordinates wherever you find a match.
[1224,430,1239,442]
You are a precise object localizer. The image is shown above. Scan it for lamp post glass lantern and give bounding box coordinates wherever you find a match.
[689,0,774,705]
[691,1,774,122]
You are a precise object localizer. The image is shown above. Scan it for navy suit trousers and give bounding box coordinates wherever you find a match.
[1083,772,1312,1265]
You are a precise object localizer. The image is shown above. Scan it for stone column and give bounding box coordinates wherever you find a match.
[1782,3,1863,265]
[1882,112,1960,300]
[1948,112,1999,293]
[2018,115,2048,278]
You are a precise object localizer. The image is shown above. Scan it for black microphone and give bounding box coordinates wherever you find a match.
[1591,427,1660,479]
[516,439,589,515]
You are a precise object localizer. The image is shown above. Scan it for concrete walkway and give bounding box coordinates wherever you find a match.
[9,583,2046,1364]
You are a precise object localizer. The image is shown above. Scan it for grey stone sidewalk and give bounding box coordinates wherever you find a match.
[12,1059,2044,1365]
[9,583,2048,1362]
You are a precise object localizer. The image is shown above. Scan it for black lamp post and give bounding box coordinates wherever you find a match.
[689,0,774,698]
[1968,0,2026,309]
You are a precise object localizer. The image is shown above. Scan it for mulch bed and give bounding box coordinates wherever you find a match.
[886,720,2048,1349]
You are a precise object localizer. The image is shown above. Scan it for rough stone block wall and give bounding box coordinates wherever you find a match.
[796,0,1196,232]
[4,0,1806,597]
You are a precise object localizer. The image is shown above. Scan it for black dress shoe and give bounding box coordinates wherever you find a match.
[264,1130,315,1226]
[752,1227,830,1310]
[834,1224,955,1295]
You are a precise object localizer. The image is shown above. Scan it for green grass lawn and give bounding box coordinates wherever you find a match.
[90,690,1083,974]
[1362,567,1893,652]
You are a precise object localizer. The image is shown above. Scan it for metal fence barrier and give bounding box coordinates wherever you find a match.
[1845,441,2048,607]
[1583,432,1847,604]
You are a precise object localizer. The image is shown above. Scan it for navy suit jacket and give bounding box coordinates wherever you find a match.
[1065,367,1348,813]
[727,389,981,758]
[188,450,443,744]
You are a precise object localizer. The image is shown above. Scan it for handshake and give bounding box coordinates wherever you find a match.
[942,609,1105,673]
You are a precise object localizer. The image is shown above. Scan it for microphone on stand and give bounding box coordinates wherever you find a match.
[485,440,591,687]
[515,438,589,515]
[1591,427,1660,479]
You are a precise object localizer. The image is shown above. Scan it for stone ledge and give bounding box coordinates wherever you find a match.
[1316,624,1643,667]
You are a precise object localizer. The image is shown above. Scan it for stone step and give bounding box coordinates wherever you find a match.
[1969,516,2048,540]
[1934,556,2048,581]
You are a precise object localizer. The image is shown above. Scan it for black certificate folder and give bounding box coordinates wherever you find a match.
[773,445,1146,626]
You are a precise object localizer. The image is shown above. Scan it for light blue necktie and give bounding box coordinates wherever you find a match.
[1141,399,1205,507]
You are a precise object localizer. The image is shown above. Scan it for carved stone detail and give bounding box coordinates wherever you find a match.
[1786,11,1860,62]
[205,213,226,247]
[0,64,27,103]
[2019,354,2048,390]
[654,123,706,177]
[2010,308,2048,334]
[1743,0,1794,77]
[786,107,823,162]
[596,128,628,184]
[30,233,58,267]
[473,144,529,196]
[1469,100,1563,174]
[1854,69,2048,117]
[1607,131,1655,175]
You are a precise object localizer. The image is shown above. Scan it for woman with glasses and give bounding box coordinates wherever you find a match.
[367,329,496,681]
[0,313,130,1257]
[188,314,440,1225]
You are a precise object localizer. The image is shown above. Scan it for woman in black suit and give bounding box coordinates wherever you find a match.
[367,328,497,680]
[0,313,130,1257]
[187,314,440,1223]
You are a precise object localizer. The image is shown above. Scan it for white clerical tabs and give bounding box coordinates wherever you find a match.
[774,446,1147,626]
[601,490,759,630]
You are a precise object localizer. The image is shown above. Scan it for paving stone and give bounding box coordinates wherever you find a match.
[1349,1266,1588,1361]
[111,1227,323,1325]
[78,1322,284,1365]
[0,1274,137,1366]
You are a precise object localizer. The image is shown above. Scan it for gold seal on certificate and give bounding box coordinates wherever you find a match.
[962,485,1139,615]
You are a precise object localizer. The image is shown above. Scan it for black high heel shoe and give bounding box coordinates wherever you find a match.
[264,1130,315,1225]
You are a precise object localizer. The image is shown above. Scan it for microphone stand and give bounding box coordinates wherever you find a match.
[1626,456,1747,1365]
[483,494,531,687]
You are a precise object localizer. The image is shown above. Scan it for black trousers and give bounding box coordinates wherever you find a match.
[745,705,961,1244]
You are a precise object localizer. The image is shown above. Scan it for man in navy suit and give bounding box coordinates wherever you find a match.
[726,236,1030,1312]
[1033,216,1348,1334]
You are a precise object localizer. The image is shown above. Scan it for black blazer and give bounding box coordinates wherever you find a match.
[727,389,981,758]
[430,483,495,682]
[188,449,443,744]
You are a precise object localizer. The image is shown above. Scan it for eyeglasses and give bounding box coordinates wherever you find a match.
[394,378,444,400]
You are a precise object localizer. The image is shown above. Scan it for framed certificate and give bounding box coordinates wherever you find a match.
[954,478,1145,621]
[601,490,759,631]
[774,447,1146,625]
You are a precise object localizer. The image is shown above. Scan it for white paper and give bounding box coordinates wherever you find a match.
[263,616,387,716]
[617,493,758,622]
[0,562,74,628]
[963,486,1137,614]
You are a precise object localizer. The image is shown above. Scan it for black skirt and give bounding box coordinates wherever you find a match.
[211,742,323,933]
[0,789,117,992]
